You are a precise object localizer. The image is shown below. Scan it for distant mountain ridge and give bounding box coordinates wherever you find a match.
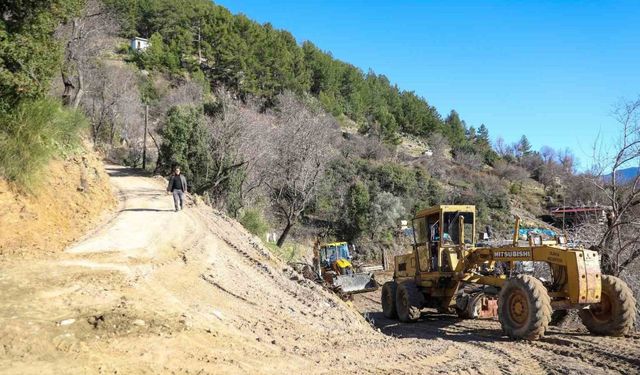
[605,167,640,183]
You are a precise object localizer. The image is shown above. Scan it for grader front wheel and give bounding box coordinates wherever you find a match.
[396,283,424,323]
[578,275,636,336]
[498,275,552,340]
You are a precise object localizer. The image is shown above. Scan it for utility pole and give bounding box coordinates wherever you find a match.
[562,195,566,232]
[197,22,202,63]
[143,104,148,170]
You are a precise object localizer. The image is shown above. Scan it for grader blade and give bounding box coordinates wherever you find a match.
[334,273,379,294]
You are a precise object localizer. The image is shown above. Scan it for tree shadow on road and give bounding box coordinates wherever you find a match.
[119,208,175,212]
[105,166,156,178]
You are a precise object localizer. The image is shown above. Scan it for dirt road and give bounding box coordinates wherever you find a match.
[1,166,639,374]
[353,293,640,374]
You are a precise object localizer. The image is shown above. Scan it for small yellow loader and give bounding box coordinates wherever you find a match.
[381,204,636,340]
[311,241,379,295]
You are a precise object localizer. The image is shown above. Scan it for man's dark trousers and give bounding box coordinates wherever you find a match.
[173,190,184,211]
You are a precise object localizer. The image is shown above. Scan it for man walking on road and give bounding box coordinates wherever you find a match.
[167,167,187,212]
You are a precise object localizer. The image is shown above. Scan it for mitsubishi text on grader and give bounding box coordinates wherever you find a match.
[381,205,637,340]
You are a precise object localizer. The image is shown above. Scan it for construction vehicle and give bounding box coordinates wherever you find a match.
[309,241,379,296]
[381,205,637,340]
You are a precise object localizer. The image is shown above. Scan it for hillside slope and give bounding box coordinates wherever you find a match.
[0,148,115,257]
[1,164,639,374]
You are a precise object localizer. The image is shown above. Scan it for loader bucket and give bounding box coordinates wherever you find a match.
[333,273,379,294]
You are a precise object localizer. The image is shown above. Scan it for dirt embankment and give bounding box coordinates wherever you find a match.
[0,149,115,257]
[1,164,639,374]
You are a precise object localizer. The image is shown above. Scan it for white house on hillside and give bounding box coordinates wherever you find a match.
[130,37,149,51]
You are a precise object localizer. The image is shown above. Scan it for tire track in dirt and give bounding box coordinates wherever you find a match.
[196,211,358,328]
[522,334,640,374]
[354,292,640,375]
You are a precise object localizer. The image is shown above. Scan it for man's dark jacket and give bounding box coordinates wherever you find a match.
[167,174,187,192]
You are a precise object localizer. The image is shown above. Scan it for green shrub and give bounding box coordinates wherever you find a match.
[116,42,131,54]
[510,182,522,195]
[346,180,370,238]
[0,98,86,190]
[265,242,300,262]
[157,105,211,188]
[239,209,268,238]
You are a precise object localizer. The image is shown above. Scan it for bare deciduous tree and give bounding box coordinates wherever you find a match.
[454,150,484,170]
[540,146,557,164]
[557,148,576,173]
[156,80,205,112]
[267,92,337,247]
[492,159,529,182]
[83,64,141,147]
[56,0,117,108]
[200,91,272,208]
[494,136,509,158]
[420,132,450,178]
[340,133,388,161]
[589,97,640,276]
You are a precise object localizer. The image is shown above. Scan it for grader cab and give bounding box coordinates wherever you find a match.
[381,205,636,340]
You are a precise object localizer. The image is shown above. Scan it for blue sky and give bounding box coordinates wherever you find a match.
[215,1,640,168]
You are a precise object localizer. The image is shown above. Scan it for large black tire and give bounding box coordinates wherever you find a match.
[578,275,636,336]
[381,282,398,319]
[455,294,471,319]
[498,275,552,340]
[396,282,424,323]
[457,292,489,319]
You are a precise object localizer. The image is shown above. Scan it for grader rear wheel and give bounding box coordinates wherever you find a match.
[498,275,552,340]
[396,283,424,323]
[578,275,636,336]
[381,282,398,319]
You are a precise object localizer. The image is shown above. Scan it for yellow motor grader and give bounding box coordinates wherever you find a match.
[381,205,637,340]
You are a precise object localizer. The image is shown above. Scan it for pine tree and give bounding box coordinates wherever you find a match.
[518,135,532,157]
[478,124,490,144]
[467,126,477,141]
[444,110,466,147]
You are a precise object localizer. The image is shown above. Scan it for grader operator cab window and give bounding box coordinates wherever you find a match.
[427,216,440,271]
[414,218,428,244]
[412,214,442,272]
[413,217,429,272]
[443,211,474,245]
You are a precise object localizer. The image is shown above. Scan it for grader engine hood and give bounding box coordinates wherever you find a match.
[567,248,602,304]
